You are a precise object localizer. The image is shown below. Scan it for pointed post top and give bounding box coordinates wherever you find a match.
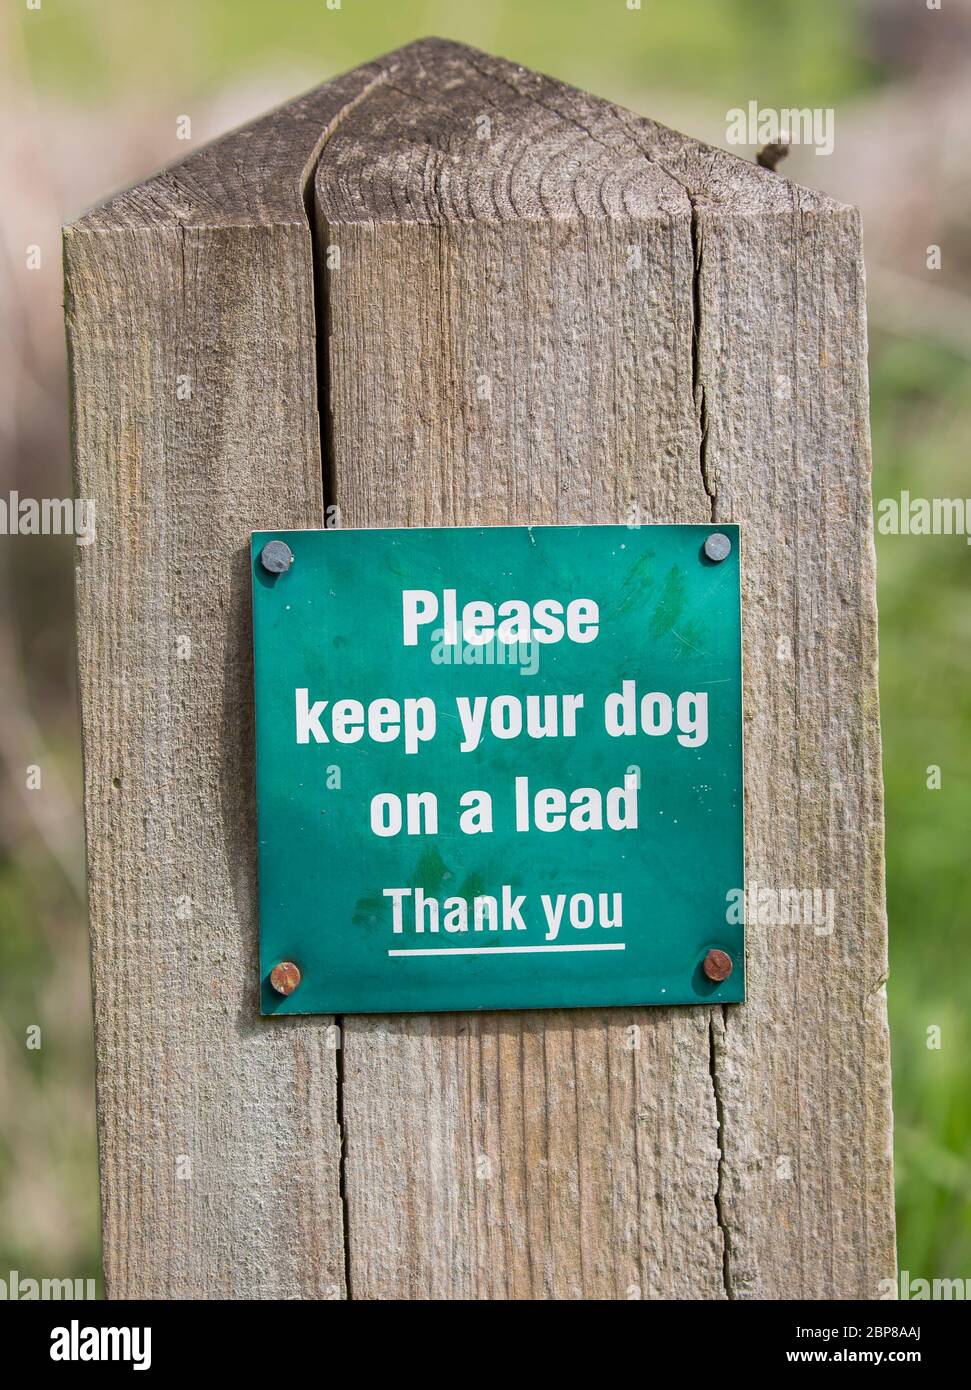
[68,37,848,235]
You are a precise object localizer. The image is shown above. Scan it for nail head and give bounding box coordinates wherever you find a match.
[270,961,301,996]
[703,948,733,983]
[703,532,732,563]
[260,540,293,575]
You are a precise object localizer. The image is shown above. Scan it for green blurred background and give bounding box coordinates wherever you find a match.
[1,0,968,1292]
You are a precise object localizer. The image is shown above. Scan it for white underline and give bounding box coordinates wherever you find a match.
[388,943,626,957]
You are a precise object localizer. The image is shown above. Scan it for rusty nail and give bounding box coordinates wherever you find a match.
[703,948,733,983]
[270,961,301,996]
[260,539,293,574]
[703,531,731,563]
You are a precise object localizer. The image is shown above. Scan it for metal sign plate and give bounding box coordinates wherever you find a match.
[251,524,744,1015]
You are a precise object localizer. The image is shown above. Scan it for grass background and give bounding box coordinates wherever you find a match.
[2,0,969,1290]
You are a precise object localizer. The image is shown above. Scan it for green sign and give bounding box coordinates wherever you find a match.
[252,524,744,1015]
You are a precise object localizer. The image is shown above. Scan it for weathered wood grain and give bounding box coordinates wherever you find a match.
[67,36,894,1299]
[63,61,392,1300]
[695,197,895,1298]
[316,39,894,1300]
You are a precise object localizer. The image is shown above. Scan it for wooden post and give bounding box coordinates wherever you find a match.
[65,38,894,1299]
